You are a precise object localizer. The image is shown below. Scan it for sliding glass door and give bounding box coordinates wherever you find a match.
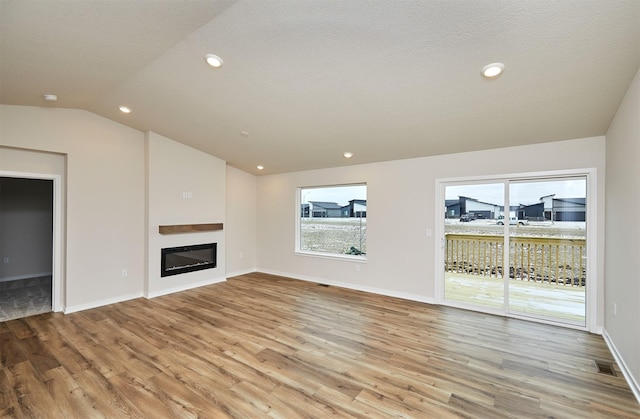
[507,178,586,325]
[443,182,505,313]
[441,175,588,327]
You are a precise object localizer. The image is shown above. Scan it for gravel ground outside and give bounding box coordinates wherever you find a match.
[300,217,366,255]
[298,218,583,255]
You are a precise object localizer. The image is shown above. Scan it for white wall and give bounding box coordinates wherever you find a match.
[145,132,226,297]
[605,67,640,396]
[0,106,235,309]
[0,147,66,177]
[225,165,257,277]
[0,147,67,306]
[0,105,145,311]
[256,136,606,325]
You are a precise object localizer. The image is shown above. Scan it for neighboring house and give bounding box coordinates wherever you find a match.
[458,196,501,219]
[539,194,555,219]
[303,200,366,218]
[446,196,501,219]
[445,199,460,218]
[540,195,586,222]
[518,202,545,220]
[448,194,587,222]
[526,195,586,221]
[301,203,310,217]
[308,201,343,217]
[552,197,586,221]
[344,199,367,218]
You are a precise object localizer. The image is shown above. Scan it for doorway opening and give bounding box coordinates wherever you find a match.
[0,175,60,321]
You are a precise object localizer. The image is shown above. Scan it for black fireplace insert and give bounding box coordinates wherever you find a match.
[161,243,217,277]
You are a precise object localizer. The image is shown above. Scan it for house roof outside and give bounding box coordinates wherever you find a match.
[553,197,587,210]
[349,199,367,206]
[309,201,342,210]
[445,199,459,208]
[459,196,500,208]
[452,195,586,212]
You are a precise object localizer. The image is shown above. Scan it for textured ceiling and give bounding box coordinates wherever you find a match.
[1,0,639,175]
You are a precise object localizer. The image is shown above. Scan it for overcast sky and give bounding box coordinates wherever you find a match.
[301,184,366,206]
[300,178,586,207]
[445,178,586,205]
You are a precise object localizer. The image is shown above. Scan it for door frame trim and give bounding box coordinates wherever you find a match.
[1,170,63,312]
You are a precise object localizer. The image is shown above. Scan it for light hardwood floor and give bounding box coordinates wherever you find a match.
[1,272,638,418]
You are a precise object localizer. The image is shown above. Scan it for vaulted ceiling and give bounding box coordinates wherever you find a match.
[1,1,639,175]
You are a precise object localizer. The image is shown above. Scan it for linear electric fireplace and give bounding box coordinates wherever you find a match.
[161,243,217,277]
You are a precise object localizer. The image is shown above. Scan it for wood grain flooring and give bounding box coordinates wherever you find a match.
[1,272,638,418]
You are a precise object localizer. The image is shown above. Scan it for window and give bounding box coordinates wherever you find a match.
[297,184,367,258]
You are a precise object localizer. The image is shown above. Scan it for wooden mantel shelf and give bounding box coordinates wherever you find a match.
[159,223,223,235]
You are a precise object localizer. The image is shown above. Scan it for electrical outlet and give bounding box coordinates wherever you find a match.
[355,264,360,272]
[122,269,128,277]
[2,257,8,264]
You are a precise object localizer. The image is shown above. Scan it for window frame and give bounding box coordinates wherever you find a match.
[295,183,367,261]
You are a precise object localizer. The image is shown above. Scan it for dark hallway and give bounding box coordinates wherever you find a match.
[0,177,53,321]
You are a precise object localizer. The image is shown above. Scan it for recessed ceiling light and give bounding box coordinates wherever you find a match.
[256,165,264,171]
[481,62,505,78]
[205,54,223,68]
[240,131,250,137]
[43,94,58,102]
[119,106,132,114]
[343,152,354,159]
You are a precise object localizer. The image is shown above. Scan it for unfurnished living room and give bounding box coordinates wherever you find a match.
[1,1,639,417]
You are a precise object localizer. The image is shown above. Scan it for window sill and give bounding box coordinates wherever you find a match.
[294,250,367,263]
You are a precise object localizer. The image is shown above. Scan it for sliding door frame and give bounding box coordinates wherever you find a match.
[435,168,598,332]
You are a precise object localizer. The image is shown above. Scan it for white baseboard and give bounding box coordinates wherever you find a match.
[145,276,226,299]
[65,292,143,314]
[64,277,228,313]
[257,268,436,305]
[0,272,52,283]
[226,268,257,279]
[602,328,640,404]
